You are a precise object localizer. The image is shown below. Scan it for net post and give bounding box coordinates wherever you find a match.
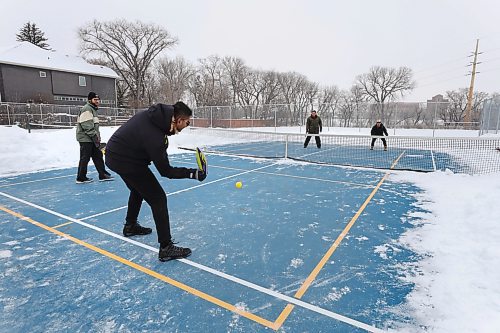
[495,100,500,134]
[285,134,289,159]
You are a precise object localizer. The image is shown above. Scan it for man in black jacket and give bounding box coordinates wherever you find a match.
[370,120,388,150]
[304,110,322,148]
[105,102,206,262]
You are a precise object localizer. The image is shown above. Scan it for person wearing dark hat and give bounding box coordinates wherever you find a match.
[75,92,113,183]
[370,119,388,150]
[304,110,322,148]
[105,101,206,262]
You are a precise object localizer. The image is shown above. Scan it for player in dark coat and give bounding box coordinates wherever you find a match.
[105,102,206,261]
[370,120,388,150]
[304,110,322,148]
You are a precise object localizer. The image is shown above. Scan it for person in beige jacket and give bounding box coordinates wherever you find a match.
[75,91,113,183]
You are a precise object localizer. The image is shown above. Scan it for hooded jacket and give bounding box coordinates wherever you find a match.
[105,103,193,178]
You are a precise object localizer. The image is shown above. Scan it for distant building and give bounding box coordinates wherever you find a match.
[0,42,119,106]
[426,94,449,105]
[426,94,450,125]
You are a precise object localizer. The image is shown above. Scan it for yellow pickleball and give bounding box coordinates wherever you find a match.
[235,181,243,189]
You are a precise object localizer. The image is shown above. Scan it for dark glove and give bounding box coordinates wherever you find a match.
[190,169,207,182]
[92,135,100,148]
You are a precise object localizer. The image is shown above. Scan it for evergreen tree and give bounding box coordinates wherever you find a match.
[16,22,51,50]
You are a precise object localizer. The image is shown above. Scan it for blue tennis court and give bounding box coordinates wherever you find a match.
[0,152,426,332]
[205,139,460,172]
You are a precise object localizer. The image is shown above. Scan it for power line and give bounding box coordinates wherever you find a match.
[416,74,468,89]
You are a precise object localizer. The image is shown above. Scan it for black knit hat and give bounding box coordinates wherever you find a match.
[88,92,99,100]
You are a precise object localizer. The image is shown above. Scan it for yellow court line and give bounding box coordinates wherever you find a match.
[52,221,73,229]
[273,152,406,329]
[0,205,279,330]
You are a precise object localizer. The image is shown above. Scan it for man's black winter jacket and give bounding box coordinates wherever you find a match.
[371,123,388,136]
[105,104,193,178]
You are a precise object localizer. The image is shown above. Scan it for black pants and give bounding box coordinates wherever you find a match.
[119,169,172,245]
[304,135,321,148]
[371,138,387,148]
[77,142,108,180]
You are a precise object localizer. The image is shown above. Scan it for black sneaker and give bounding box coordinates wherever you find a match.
[123,223,152,237]
[159,241,192,262]
[76,177,93,184]
[99,174,114,182]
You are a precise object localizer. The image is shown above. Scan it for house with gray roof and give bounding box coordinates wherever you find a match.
[0,42,119,106]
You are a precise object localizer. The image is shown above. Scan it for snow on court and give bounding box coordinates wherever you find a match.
[1,124,499,332]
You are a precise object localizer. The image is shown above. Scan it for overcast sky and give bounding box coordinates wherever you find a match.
[1,0,499,102]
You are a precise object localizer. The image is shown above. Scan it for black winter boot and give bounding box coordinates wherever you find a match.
[159,241,192,262]
[123,222,152,237]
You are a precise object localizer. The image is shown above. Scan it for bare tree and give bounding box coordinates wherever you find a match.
[338,91,356,127]
[258,71,281,120]
[222,56,248,105]
[277,72,315,125]
[156,56,194,103]
[190,55,231,107]
[355,66,415,122]
[317,86,341,127]
[445,88,488,124]
[78,19,178,108]
[349,85,368,127]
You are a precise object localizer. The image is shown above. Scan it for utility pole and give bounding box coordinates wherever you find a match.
[465,39,481,128]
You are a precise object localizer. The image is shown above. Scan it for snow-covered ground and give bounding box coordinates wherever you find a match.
[0,124,499,332]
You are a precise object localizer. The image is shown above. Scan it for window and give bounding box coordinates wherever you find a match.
[53,95,86,102]
[78,76,86,87]
[39,71,47,78]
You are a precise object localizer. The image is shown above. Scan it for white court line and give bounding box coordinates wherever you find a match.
[85,156,401,221]
[0,173,78,188]
[0,155,188,189]
[0,190,385,333]
[176,161,382,190]
[81,161,278,220]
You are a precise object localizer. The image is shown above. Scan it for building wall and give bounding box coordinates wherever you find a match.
[0,64,54,103]
[89,76,116,106]
[52,71,92,96]
[0,64,116,105]
[0,66,4,102]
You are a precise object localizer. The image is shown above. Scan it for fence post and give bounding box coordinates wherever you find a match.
[483,101,490,135]
[495,101,500,134]
[432,102,437,138]
[393,103,397,135]
[40,104,43,125]
[210,106,213,128]
[284,134,288,159]
[251,107,254,130]
[6,105,11,125]
[274,108,277,133]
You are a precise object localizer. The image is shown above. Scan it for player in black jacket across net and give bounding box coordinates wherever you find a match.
[370,120,389,151]
[105,102,206,262]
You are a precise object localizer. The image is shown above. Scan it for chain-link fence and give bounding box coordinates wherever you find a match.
[480,98,500,135]
[192,101,481,135]
[0,101,485,135]
[0,102,141,128]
